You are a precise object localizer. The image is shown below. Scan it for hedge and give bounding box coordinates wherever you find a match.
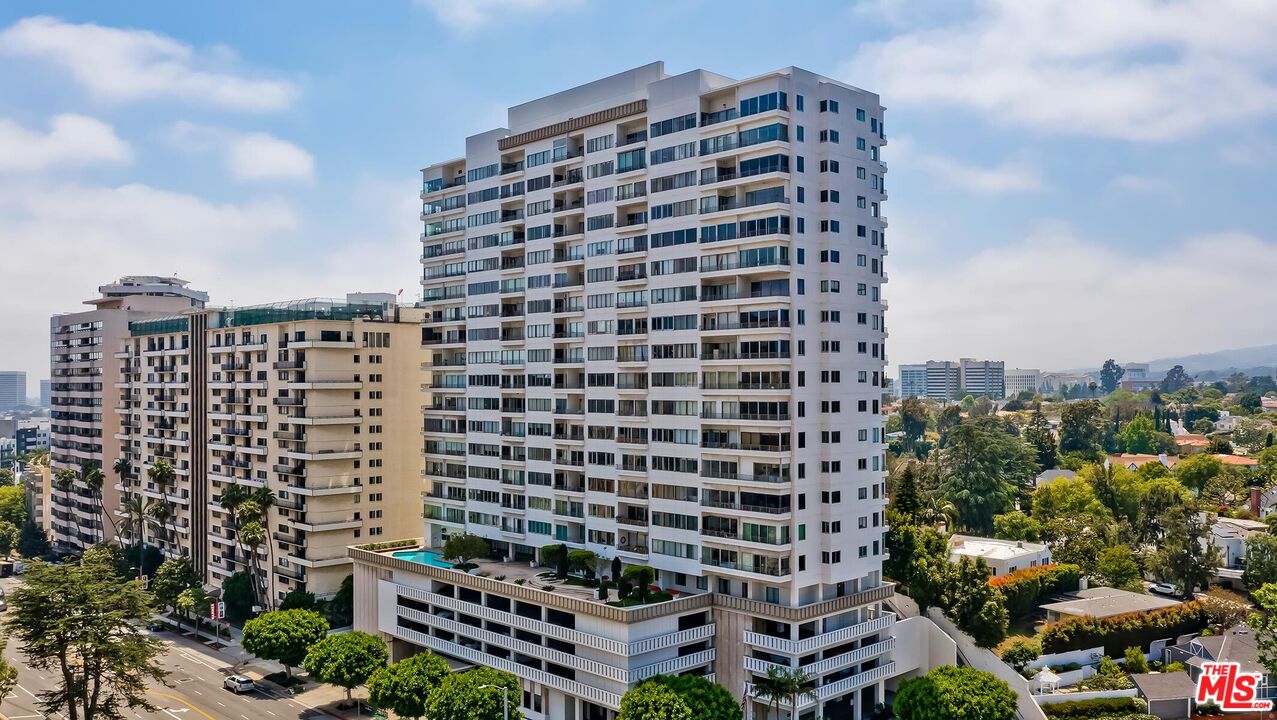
[989,563,1082,619]
[1042,696,1147,718]
[1040,600,1208,656]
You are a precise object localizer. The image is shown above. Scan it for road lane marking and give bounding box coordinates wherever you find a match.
[145,690,216,720]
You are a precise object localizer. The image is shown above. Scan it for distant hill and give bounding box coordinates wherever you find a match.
[1145,344,1277,376]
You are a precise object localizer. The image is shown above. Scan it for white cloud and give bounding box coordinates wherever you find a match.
[0,16,298,112]
[1108,174,1176,194]
[0,174,421,381]
[227,133,314,182]
[889,137,1043,193]
[416,0,584,30]
[887,224,1277,370]
[168,121,314,182]
[843,0,1277,141]
[0,113,131,172]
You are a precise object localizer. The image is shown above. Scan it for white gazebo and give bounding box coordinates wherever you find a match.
[1032,667,1061,695]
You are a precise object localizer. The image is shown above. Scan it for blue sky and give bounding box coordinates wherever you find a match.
[2,0,1276,387]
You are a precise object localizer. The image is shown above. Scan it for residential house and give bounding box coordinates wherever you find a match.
[1035,469,1077,488]
[948,535,1051,577]
[1165,625,1277,701]
[1041,587,1181,622]
[1130,672,1196,720]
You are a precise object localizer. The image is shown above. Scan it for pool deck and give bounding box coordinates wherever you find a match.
[395,550,694,604]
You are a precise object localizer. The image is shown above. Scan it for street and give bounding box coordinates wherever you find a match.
[0,578,353,720]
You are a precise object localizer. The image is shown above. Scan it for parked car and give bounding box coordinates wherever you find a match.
[1150,582,1177,596]
[223,675,255,694]
[146,619,167,632]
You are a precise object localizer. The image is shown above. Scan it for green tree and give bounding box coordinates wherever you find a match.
[280,588,317,611]
[1041,513,1118,576]
[82,463,111,543]
[884,510,952,610]
[18,519,50,558]
[894,665,1017,720]
[303,631,388,705]
[1146,505,1222,598]
[1120,415,1158,454]
[939,418,1038,534]
[900,397,930,449]
[892,464,922,517]
[1094,546,1144,591]
[1244,535,1277,589]
[151,556,200,617]
[0,485,29,527]
[442,533,489,567]
[642,675,741,720]
[221,571,255,623]
[1136,476,1193,544]
[0,656,18,712]
[1161,365,1191,392]
[1124,646,1149,673]
[751,666,815,720]
[5,556,167,720]
[1031,477,1111,524]
[1174,453,1224,492]
[1023,409,1058,470]
[425,667,524,720]
[1001,639,1039,670]
[368,652,451,720]
[0,468,14,487]
[1059,400,1106,460]
[943,557,1008,647]
[176,586,210,637]
[241,609,329,679]
[0,520,18,555]
[993,511,1042,542]
[1100,359,1125,394]
[619,683,693,720]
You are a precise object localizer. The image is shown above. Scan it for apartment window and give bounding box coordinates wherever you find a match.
[617,148,645,173]
[586,134,614,153]
[650,113,696,138]
[795,95,804,111]
[856,137,867,150]
[856,108,866,121]
[819,129,839,143]
[819,99,839,113]
[819,160,840,173]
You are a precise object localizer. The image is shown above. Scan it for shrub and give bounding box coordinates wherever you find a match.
[1001,638,1040,670]
[1042,697,1147,718]
[990,563,1083,620]
[1040,600,1209,656]
[1124,646,1148,673]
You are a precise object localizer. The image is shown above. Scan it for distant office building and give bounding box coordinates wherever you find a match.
[15,420,50,455]
[1122,362,1150,380]
[897,359,1003,399]
[0,371,25,412]
[960,358,1005,399]
[1004,368,1041,398]
[898,364,927,399]
[1040,372,1095,395]
[39,379,50,407]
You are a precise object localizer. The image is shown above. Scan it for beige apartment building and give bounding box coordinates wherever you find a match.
[49,276,208,552]
[114,294,425,602]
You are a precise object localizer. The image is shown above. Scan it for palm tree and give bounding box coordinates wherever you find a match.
[754,666,815,720]
[120,494,169,577]
[249,487,277,609]
[148,500,174,556]
[146,459,178,542]
[238,518,267,609]
[52,467,79,548]
[216,483,251,587]
[82,463,111,543]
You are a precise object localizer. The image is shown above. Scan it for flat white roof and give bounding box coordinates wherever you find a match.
[949,535,1049,561]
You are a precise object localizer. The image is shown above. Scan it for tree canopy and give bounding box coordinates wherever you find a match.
[894,666,1017,720]
[618,683,693,720]
[242,609,330,677]
[425,667,524,720]
[5,556,167,720]
[938,417,1038,534]
[368,652,451,720]
[303,631,388,703]
[442,533,490,566]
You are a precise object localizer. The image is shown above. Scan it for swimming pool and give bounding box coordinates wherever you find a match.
[391,549,455,568]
